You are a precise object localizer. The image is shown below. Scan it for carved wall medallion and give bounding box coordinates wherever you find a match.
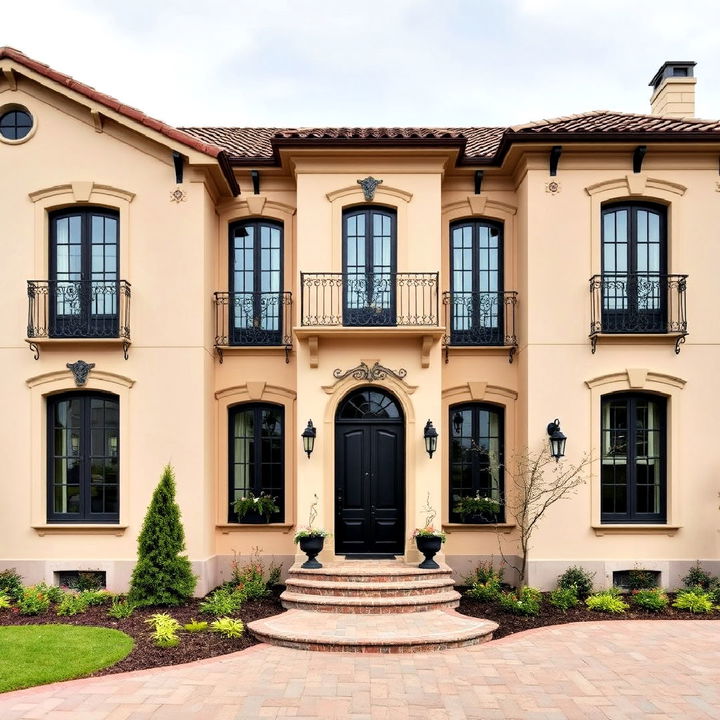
[545,181,561,195]
[333,361,407,383]
[67,360,95,386]
[357,176,383,202]
[170,187,187,203]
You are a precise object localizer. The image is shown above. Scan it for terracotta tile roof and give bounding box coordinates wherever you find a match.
[273,127,465,140]
[178,127,277,159]
[0,46,225,159]
[510,110,720,134]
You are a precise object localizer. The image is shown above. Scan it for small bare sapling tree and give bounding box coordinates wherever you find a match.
[499,446,592,586]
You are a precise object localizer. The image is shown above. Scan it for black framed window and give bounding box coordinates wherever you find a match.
[49,207,119,338]
[449,403,504,523]
[449,219,504,344]
[229,219,283,345]
[601,393,666,523]
[601,202,667,333]
[0,107,33,140]
[229,404,284,522]
[342,206,397,326]
[47,392,119,523]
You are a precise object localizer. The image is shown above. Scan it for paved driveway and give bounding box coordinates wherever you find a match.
[1,621,719,719]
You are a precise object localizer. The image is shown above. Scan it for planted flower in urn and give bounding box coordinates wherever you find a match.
[294,495,330,569]
[412,493,446,569]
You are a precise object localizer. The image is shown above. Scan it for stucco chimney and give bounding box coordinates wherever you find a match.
[649,61,697,118]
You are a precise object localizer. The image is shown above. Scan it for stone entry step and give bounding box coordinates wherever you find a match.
[248,608,498,653]
[280,559,461,614]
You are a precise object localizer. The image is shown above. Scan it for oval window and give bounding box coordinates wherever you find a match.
[0,107,34,141]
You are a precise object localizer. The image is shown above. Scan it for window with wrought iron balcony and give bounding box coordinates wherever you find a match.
[26,208,131,359]
[589,203,688,354]
[214,219,293,362]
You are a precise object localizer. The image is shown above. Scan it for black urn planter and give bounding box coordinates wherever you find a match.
[298,535,324,569]
[415,535,442,569]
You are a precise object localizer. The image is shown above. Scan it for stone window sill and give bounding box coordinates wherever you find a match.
[442,522,516,534]
[217,523,295,535]
[32,524,127,536]
[592,524,681,537]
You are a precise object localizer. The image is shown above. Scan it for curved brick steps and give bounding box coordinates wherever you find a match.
[284,576,455,597]
[248,608,498,653]
[281,588,461,613]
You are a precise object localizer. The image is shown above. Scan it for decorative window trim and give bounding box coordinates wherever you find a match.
[585,369,686,527]
[26,373,132,529]
[27,182,133,282]
[215,383,296,528]
[584,175,685,276]
[325,186,411,271]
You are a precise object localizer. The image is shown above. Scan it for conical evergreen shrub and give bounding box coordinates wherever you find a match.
[128,464,196,606]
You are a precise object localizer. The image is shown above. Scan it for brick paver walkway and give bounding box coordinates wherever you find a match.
[1,621,719,719]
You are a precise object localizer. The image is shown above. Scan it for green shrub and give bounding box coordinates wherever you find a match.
[682,563,717,592]
[67,571,105,592]
[80,590,113,606]
[229,552,272,600]
[183,619,208,632]
[107,598,136,619]
[144,612,181,647]
[18,587,51,616]
[200,588,243,616]
[466,579,501,602]
[0,569,24,601]
[585,590,628,614]
[463,561,503,587]
[266,561,282,588]
[548,586,579,611]
[34,583,64,604]
[631,588,669,612]
[498,586,542,616]
[0,592,12,609]
[210,617,245,639]
[56,593,90,616]
[557,566,595,598]
[623,568,659,591]
[708,586,720,606]
[128,465,197,607]
[672,589,714,614]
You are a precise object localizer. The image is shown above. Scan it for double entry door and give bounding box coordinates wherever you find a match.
[335,415,405,555]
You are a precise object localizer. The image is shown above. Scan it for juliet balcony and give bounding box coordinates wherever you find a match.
[442,290,519,363]
[214,290,293,362]
[26,279,131,358]
[589,272,688,353]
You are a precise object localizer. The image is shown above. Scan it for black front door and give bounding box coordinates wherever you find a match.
[335,388,405,554]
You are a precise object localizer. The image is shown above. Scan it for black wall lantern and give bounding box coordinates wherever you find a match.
[302,420,316,458]
[424,420,438,458]
[547,418,567,462]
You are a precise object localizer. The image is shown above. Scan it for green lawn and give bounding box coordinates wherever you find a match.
[0,625,134,692]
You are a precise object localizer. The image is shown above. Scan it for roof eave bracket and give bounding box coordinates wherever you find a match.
[172,151,184,184]
[474,170,484,195]
[251,169,261,195]
[549,145,562,176]
[633,145,647,174]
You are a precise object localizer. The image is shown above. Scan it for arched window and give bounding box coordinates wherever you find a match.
[601,202,667,333]
[449,403,504,523]
[342,206,397,326]
[601,393,666,523]
[47,392,119,522]
[228,219,283,345]
[449,218,504,345]
[336,387,403,420]
[228,403,284,522]
[49,207,120,338]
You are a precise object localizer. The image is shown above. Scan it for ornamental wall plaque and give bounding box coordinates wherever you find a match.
[357,176,383,201]
[67,360,95,386]
[333,361,407,383]
[170,187,187,203]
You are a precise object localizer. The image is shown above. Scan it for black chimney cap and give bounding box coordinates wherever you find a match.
[649,61,696,90]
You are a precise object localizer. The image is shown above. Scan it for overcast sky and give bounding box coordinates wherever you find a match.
[4,0,720,128]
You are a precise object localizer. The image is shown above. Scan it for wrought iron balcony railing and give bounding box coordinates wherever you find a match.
[214,291,292,361]
[589,273,688,353]
[27,280,131,341]
[300,272,439,327]
[443,291,518,361]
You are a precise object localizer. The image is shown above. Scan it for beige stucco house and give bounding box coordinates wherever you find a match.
[1,49,717,593]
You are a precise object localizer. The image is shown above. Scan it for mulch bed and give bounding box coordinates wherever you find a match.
[457,591,719,640]
[0,590,285,677]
